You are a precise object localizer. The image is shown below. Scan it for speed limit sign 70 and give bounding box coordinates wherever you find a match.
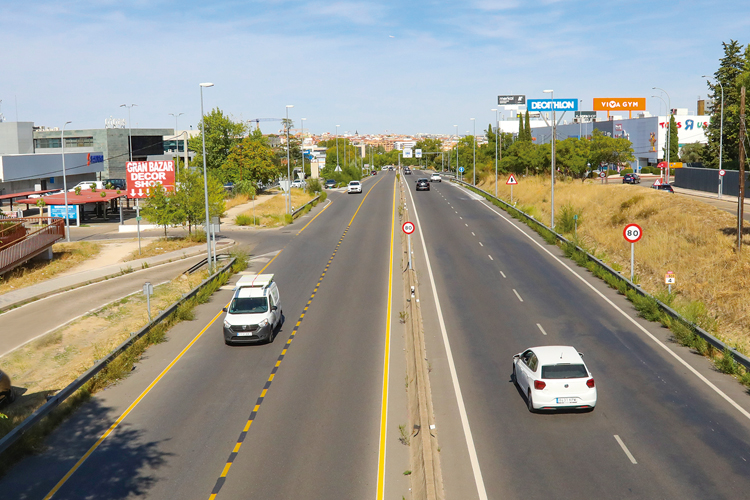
[623,223,642,243]
[402,221,415,234]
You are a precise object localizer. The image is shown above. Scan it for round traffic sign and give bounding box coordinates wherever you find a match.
[623,223,643,243]
[458,167,465,173]
[599,171,606,178]
[719,169,726,177]
[402,221,415,235]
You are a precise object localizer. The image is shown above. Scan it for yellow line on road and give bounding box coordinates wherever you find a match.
[376,177,397,499]
[297,198,334,235]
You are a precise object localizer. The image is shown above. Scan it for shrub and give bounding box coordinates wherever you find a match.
[717,348,739,375]
[306,178,322,193]
[557,203,582,234]
[235,214,258,226]
[233,180,257,197]
[621,168,633,174]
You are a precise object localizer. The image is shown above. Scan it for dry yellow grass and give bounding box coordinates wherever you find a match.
[238,189,314,227]
[478,174,750,352]
[0,273,204,418]
[122,237,203,261]
[0,241,101,295]
[224,193,250,210]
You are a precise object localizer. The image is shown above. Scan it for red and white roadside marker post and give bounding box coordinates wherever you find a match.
[506,174,518,203]
[403,221,415,269]
[665,271,676,295]
[623,223,643,282]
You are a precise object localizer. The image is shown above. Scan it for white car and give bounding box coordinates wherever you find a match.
[512,346,596,412]
[430,173,442,182]
[69,181,106,192]
[347,180,362,194]
[291,179,306,189]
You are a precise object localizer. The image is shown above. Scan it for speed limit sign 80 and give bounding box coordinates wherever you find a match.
[623,223,643,243]
[402,221,415,234]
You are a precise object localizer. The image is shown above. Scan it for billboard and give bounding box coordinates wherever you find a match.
[593,98,646,111]
[415,149,422,158]
[50,205,77,220]
[497,95,526,105]
[126,160,176,199]
[527,99,578,112]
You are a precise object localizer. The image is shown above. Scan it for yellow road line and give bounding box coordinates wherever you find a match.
[43,309,226,500]
[376,177,397,499]
[297,198,334,235]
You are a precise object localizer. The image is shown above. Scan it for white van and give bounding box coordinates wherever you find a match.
[222,274,282,345]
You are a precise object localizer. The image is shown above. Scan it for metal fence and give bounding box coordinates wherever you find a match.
[674,167,750,197]
[0,218,66,275]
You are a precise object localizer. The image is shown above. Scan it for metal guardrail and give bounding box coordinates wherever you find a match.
[291,194,321,218]
[451,178,750,370]
[0,257,237,457]
[0,218,66,275]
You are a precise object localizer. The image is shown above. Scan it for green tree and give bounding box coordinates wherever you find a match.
[414,138,443,169]
[664,115,679,163]
[500,140,537,176]
[588,129,635,169]
[222,135,281,185]
[524,111,532,142]
[680,142,705,163]
[189,108,247,173]
[142,183,180,237]
[517,115,525,141]
[171,168,226,235]
[556,138,591,180]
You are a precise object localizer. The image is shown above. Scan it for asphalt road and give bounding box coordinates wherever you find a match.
[0,174,410,499]
[405,172,750,499]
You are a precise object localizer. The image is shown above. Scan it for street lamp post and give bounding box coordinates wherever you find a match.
[61,121,72,242]
[301,118,307,180]
[471,118,476,186]
[336,125,340,170]
[169,112,184,176]
[544,89,556,229]
[651,94,670,182]
[492,108,498,197]
[653,87,672,181]
[285,105,294,215]
[199,83,214,271]
[454,125,459,178]
[703,75,725,198]
[120,104,137,162]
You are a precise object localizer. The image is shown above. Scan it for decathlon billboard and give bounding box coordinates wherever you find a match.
[527,99,578,112]
[593,98,646,111]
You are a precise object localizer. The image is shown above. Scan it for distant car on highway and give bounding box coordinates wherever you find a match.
[347,180,362,194]
[416,178,430,191]
[388,166,394,171]
[403,167,412,175]
[622,173,640,184]
[381,166,388,171]
[430,173,442,182]
[512,346,596,412]
[325,179,337,189]
[0,369,15,406]
[372,170,377,175]
[651,183,674,193]
[291,179,306,189]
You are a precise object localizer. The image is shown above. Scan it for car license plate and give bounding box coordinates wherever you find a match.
[556,397,578,404]
[236,330,255,336]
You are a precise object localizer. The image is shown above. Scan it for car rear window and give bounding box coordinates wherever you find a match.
[541,364,588,379]
[229,297,268,314]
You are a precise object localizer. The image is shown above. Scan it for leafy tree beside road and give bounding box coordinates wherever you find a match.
[189,108,246,174]
[221,131,281,186]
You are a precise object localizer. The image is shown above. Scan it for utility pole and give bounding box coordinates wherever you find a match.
[738,86,746,253]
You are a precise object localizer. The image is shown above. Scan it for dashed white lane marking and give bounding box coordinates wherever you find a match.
[513,289,523,302]
[488,255,494,261]
[465,223,468,227]
[472,232,476,236]
[455,211,458,214]
[500,271,506,278]
[614,435,638,464]
[479,242,484,247]
[536,323,548,336]
[460,217,463,220]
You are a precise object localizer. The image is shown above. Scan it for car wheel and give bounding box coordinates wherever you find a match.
[511,364,517,384]
[527,390,535,413]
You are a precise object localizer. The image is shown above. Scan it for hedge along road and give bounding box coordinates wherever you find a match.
[406,173,750,499]
[0,172,411,500]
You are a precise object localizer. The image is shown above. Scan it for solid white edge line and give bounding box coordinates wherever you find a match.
[512,289,523,302]
[475,195,750,422]
[405,179,489,500]
[536,323,548,336]
[614,435,638,464]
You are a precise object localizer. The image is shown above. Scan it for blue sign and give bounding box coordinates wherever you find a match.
[50,205,77,220]
[458,167,465,173]
[527,99,579,112]
[87,153,104,164]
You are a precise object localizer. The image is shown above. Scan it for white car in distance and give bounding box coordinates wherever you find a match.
[430,173,442,182]
[512,345,596,412]
[347,180,362,194]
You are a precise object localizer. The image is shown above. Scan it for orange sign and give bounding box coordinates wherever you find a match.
[593,98,646,111]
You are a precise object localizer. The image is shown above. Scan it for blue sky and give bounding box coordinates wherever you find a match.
[2,0,749,135]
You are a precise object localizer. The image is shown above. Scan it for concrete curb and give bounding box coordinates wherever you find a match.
[0,239,235,314]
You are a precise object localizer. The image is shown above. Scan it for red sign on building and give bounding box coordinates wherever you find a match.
[126,161,176,199]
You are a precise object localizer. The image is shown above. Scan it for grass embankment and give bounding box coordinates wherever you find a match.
[235,188,320,227]
[0,242,101,295]
[476,174,750,357]
[0,252,247,474]
[123,235,204,262]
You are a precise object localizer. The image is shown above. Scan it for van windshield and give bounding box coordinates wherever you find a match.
[229,297,268,314]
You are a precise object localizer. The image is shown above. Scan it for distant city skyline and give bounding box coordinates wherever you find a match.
[2,1,748,136]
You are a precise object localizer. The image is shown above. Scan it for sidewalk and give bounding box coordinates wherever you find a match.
[0,238,234,313]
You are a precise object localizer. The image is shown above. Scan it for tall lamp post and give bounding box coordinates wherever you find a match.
[703,75,725,198]
[543,89,556,229]
[471,118,476,185]
[300,118,307,179]
[199,83,214,270]
[61,121,72,242]
[454,125,459,178]
[169,112,184,175]
[120,104,137,162]
[285,105,294,215]
[652,87,672,181]
[651,94,670,182]
[491,108,499,197]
